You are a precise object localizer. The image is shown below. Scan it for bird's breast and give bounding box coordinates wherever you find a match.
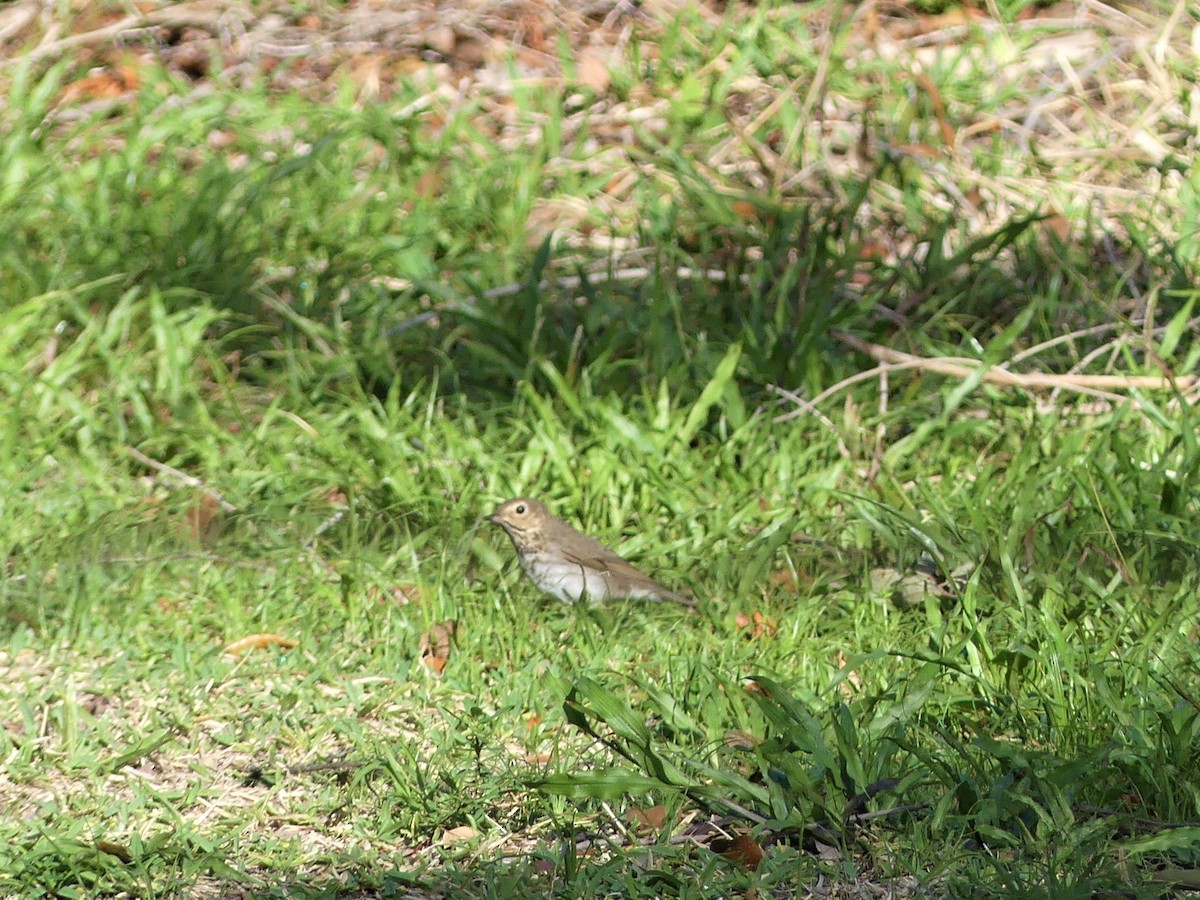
[521,553,613,604]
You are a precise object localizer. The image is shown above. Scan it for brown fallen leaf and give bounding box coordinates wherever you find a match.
[731,200,759,223]
[835,650,862,698]
[367,583,424,606]
[419,620,457,677]
[627,804,667,832]
[723,730,762,751]
[413,165,444,199]
[155,596,185,615]
[767,569,801,594]
[711,832,764,870]
[59,64,139,104]
[222,633,299,656]
[181,492,222,542]
[322,487,349,506]
[736,611,777,639]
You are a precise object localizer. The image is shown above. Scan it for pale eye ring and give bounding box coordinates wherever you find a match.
[515,504,526,514]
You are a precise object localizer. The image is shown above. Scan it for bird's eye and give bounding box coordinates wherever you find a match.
[515,504,526,514]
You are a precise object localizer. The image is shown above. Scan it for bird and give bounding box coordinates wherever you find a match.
[486,498,693,606]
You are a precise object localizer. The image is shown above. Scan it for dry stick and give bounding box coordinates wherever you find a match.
[865,366,889,484]
[831,330,1197,393]
[19,6,241,67]
[600,801,636,845]
[0,3,37,45]
[1052,334,1132,405]
[126,446,238,513]
[1076,804,1200,833]
[125,446,344,578]
[774,360,946,425]
[1007,319,1148,365]
[766,384,852,460]
[776,9,838,194]
[710,70,808,169]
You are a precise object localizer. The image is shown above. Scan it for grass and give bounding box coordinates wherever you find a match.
[1,0,1199,896]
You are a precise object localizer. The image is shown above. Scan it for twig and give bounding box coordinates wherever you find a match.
[845,802,930,824]
[125,446,237,513]
[773,361,941,425]
[1076,804,1200,833]
[18,4,248,67]
[766,384,852,459]
[601,801,636,844]
[866,366,888,484]
[832,331,1196,392]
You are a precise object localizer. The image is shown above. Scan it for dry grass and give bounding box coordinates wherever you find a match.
[2,0,1194,259]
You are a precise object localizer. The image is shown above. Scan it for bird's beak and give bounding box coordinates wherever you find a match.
[485,513,499,524]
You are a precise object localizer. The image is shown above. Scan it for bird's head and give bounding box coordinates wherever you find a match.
[487,497,550,547]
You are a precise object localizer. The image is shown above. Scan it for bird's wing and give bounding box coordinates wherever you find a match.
[560,539,693,606]
[558,534,636,573]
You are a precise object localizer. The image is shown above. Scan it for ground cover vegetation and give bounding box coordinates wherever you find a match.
[1,0,1198,896]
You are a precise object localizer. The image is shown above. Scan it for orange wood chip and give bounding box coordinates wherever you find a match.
[419,620,457,677]
[222,633,299,656]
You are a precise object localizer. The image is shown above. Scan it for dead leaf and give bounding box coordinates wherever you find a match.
[576,46,611,94]
[1041,213,1071,243]
[835,650,862,698]
[439,825,480,845]
[419,619,457,676]
[96,840,132,863]
[451,37,487,69]
[59,64,139,104]
[627,804,667,831]
[723,730,762,750]
[322,487,349,507]
[346,53,384,99]
[731,200,759,222]
[736,611,777,639]
[518,14,546,52]
[814,839,843,862]
[767,569,801,594]
[711,832,764,870]
[181,492,221,542]
[366,582,424,606]
[222,633,299,656]
[423,24,457,56]
[81,693,117,717]
[413,166,444,199]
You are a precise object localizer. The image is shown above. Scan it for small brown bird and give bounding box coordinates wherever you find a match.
[487,498,693,606]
